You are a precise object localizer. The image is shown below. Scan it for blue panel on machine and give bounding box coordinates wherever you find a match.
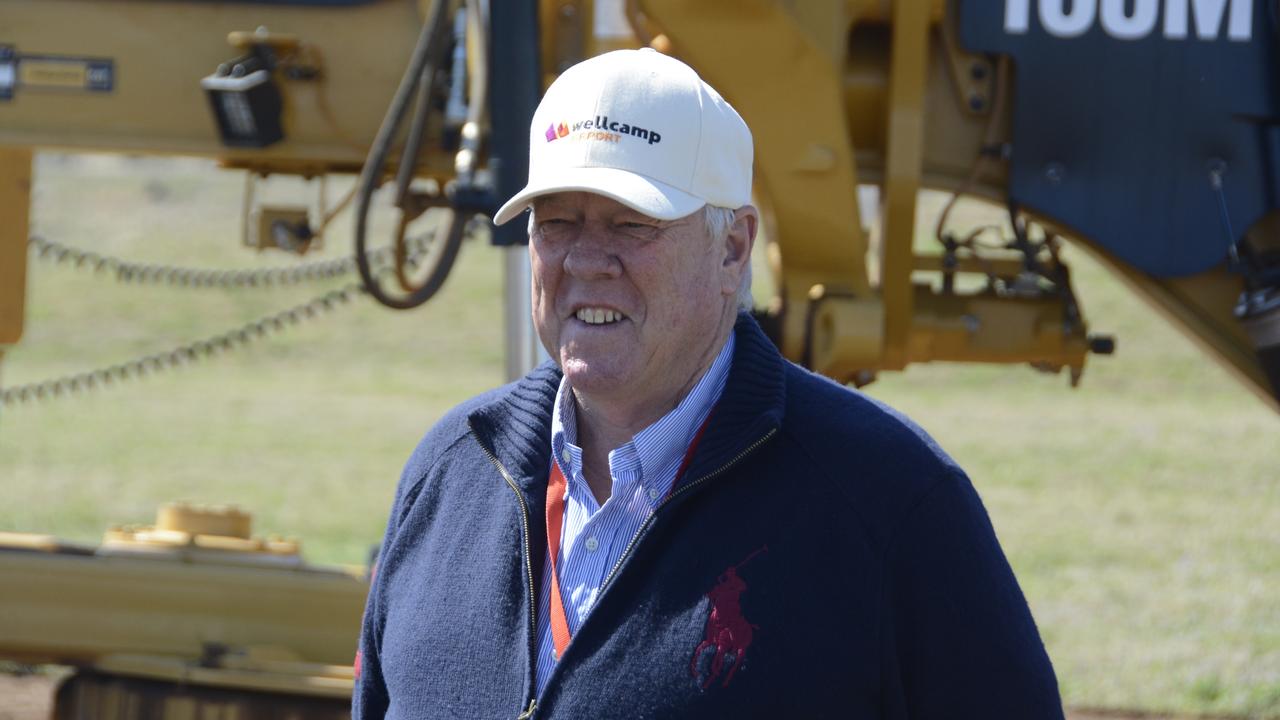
[959,0,1280,277]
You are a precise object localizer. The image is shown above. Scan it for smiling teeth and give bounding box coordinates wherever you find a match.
[576,308,622,325]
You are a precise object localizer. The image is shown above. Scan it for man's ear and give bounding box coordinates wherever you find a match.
[721,205,758,295]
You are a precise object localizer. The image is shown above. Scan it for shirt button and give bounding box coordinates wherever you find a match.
[648,488,659,501]
[585,537,599,552]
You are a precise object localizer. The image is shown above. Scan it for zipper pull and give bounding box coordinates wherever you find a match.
[517,698,537,719]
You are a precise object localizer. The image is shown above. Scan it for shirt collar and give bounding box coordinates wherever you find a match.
[550,334,735,507]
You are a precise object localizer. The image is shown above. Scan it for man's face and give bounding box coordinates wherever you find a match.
[529,192,735,407]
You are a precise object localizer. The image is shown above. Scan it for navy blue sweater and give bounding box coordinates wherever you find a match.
[355,315,1063,719]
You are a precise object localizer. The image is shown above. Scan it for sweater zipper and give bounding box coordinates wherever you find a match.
[468,419,539,720]
[600,427,778,593]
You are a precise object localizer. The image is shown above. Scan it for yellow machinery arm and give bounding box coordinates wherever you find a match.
[0,1,415,168]
[634,0,1272,405]
[0,505,365,716]
[1,505,365,669]
[2,0,1275,407]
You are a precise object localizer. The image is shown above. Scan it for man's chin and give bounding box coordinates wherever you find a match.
[559,356,632,397]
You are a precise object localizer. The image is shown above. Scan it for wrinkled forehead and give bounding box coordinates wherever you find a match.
[531,191,678,222]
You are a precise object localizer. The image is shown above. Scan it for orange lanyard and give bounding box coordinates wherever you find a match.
[544,414,713,659]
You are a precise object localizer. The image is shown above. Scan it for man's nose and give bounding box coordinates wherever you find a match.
[562,234,622,279]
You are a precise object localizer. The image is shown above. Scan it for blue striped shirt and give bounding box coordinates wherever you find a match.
[534,335,735,696]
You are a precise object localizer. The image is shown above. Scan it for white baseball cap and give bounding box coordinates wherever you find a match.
[492,48,753,225]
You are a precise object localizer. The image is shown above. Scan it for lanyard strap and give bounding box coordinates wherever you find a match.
[544,413,713,659]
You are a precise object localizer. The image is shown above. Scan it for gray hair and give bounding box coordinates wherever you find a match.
[525,203,753,312]
[703,205,753,312]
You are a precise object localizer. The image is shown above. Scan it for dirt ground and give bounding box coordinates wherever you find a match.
[0,672,1252,720]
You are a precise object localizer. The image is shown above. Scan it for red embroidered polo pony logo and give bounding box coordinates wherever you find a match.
[690,545,767,691]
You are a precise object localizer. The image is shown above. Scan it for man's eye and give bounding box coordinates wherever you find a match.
[536,218,574,233]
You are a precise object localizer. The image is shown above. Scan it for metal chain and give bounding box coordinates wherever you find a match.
[28,234,406,289]
[1,284,366,406]
[2,234,441,407]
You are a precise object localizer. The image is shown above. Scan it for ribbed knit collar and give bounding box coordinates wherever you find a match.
[550,334,734,509]
[468,313,787,495]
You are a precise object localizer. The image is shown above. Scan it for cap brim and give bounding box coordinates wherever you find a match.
[492,166,705,226]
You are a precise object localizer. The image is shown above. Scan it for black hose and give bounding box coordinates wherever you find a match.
[353,0,467,310]
[393,60,438,209]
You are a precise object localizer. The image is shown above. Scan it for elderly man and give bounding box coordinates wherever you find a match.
[354,49,1063,719]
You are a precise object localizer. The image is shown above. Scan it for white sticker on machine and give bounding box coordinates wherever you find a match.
[0,47,114,99]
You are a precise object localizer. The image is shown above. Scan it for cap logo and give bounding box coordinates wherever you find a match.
[544,122,569,142]
[544,115,662,146]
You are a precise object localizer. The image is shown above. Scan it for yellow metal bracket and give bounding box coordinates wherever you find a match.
[227,28,301,54]
[639,0,868,362]
[541,0,593,84]
[0,147,32,349]
[880,1,931,370]
[937,2,994,118]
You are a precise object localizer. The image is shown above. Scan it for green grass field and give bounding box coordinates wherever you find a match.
[2,154,1277,717]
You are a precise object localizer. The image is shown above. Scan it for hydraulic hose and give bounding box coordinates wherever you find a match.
[353,0,466,310]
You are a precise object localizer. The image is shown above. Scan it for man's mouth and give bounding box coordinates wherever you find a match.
[574,307,626,325]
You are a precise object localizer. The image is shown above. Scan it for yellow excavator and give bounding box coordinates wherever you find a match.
[2,0,1277,716]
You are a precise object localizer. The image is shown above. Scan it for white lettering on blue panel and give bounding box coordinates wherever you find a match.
[1003,0,1253,40]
